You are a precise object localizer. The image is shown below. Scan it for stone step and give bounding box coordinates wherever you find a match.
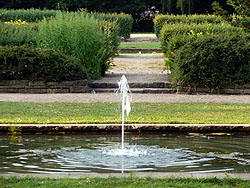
[119,48,162,54]
[89,88,176,94]
[88,81,172,89]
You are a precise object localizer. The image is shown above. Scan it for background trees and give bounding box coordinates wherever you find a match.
[0,0,231,15]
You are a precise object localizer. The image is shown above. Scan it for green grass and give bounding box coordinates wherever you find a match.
[0,177,249,188]
[1,102,250,124]
[119,42,161,49]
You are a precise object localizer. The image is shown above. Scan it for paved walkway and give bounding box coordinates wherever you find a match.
[1,93,250,103]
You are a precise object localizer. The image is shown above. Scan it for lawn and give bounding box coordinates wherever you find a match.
[0,102,250,124]
[0,176,249,188]
[119,42,161,49]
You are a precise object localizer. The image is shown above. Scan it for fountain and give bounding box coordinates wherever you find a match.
[117,75,132,151]
[0,75,250,174]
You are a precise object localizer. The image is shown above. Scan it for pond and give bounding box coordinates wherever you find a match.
[0,133,249,174]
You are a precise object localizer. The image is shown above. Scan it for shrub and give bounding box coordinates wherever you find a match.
[160,22,244,46]
[170,33,250,90]
[154,14,223,37]
[0,8,58,22]
[0,21,37,46]
[37,12,119,79]
[0,46,86,82]
[94,12,133,39]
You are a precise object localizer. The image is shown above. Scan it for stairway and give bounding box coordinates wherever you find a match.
[88,74,176,94]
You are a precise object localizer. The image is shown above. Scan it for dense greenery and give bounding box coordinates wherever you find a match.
[0,0,230,15]
[1,102,250,124]
[37,12,119,79]
[0,9,132,80]
[213,0,250,30]
[0,46,86,82]
[154,14,223,37]
[170,33,250,90]
[0,21,37,46]
[0,176,249,188]
[0,8,58,22]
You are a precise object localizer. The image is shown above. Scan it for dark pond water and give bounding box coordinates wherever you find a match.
[0,133,249,174]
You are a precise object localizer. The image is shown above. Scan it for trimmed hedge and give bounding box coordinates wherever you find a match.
[0,22,37,46]
[0,9,133,39]
[160,22,244,46]
[171,33,250,90]
[90,12,133,39]
[0,46,86,82]
[154,14,223,37]
[0,8,58,22]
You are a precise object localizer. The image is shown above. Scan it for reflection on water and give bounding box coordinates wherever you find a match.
[0,133,249,174]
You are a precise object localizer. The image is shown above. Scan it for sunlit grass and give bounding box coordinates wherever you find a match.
[0,102,250,124]
[119,42,161,49]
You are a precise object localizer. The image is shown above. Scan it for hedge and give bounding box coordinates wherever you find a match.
[0,46,86,82]
[170,33,250,90]
[160,22,244,47]
[154,14,223,37]
[0,8,58,22]
[90,11,133,39]
[0,21,37,46]
[0,9,133,39]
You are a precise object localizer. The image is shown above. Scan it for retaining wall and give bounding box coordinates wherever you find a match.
[0,80,88,94]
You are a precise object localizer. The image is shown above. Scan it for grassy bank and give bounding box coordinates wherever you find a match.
[0,176,249,188]
[0,102,250,124]
[119,42,161,49]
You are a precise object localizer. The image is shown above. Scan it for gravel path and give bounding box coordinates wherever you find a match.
[1,93,250,103]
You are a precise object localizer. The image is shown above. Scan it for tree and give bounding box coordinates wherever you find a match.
[212,0,250,29]
[176,0,194,14]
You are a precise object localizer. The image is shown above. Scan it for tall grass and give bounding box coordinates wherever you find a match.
[37,12,119,79]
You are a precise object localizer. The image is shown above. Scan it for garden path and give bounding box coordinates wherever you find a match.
[88,34,171,93]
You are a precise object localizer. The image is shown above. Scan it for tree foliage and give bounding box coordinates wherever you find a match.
[212,0,250,29]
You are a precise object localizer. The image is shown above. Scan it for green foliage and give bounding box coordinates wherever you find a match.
[0,8,58,22]
[154,14,223,37]
[0,21,37,46]
[90,11,133,39]
[0,45,86,82]
[160,22,244,46]
[212,0,250,29]
[171,33,250,89]
[37,12,119,79]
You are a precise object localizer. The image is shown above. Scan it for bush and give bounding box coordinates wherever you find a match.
[37,12,119,79]
[0,46,86,82]
[160,22,244,46]
[154,14,223,37]
[0,8,58,22]
[0,21,37,46]
[171,33,250,90]
[91,12,133,39]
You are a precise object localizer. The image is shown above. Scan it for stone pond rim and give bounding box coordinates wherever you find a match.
[1,124,250,133]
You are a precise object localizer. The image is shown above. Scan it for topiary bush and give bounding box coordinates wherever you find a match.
[171,33,250,90]
[0,45,86,82]
[154,14,223,37]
